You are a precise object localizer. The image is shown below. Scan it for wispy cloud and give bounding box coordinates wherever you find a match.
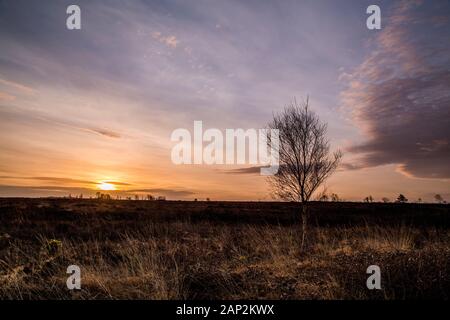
[152,32,179,48]
[222,166,264,175]
[104,181,131,186]
[0,91,15,101]
[85,128,122,139]
[341,0,450,179]
[0,77,36,95]
[0,106,122,139]
[0,176,132,186]
[0,176,93,184]
[0,185,95,197]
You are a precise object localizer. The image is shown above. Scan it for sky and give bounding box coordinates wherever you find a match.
[0,0,449,201]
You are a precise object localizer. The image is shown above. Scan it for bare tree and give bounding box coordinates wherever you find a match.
[434,194,443,204]
[396,194,408,203]
[330,193,340,202]
[267,98,342,249]
[315,187,328,201]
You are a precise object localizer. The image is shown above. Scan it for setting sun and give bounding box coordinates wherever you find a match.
[98,182,116,191]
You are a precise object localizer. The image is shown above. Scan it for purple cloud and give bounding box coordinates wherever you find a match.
[342,0,450,179]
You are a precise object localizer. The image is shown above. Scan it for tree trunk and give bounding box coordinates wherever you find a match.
[300,203,308,251]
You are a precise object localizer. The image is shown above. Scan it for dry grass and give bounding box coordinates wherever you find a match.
[0,199,449,300]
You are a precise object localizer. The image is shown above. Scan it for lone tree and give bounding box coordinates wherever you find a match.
[330,193,340,202]
[434,194,443,204]
[267,98,342,249]
[396,194,408,203]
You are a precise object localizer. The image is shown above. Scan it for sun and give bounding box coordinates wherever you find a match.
[98,182,116,191]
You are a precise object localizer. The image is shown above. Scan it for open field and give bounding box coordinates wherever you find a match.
[0,198,449,300]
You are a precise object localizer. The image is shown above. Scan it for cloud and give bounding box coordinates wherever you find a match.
[431,15,450,27]
[1,176,90,186]
[222,166,264,175]
[0,176,93,184]
[164,35,179,48]
[26,177,95,185]
[341,0,450,179]
[338,162,363,171]
[0,176,131,186]
[0,105,122,139]
[85,128,122,139]
[151,32,179,48]
[0,77,36,95]
[0,185,95,197]
[103,181,131,186]
[0,91,15,101]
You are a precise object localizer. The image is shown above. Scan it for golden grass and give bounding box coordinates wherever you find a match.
[1,221,449,299]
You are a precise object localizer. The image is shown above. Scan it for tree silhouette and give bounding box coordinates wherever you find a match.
[396,194,408,203]
[434,194,443,204]
[267,98,342,249]
[330,193,340,202]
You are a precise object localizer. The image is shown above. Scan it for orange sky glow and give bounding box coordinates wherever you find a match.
[0,1,449,202]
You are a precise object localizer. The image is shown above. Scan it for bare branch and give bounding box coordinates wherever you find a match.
[267,98,342,203]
